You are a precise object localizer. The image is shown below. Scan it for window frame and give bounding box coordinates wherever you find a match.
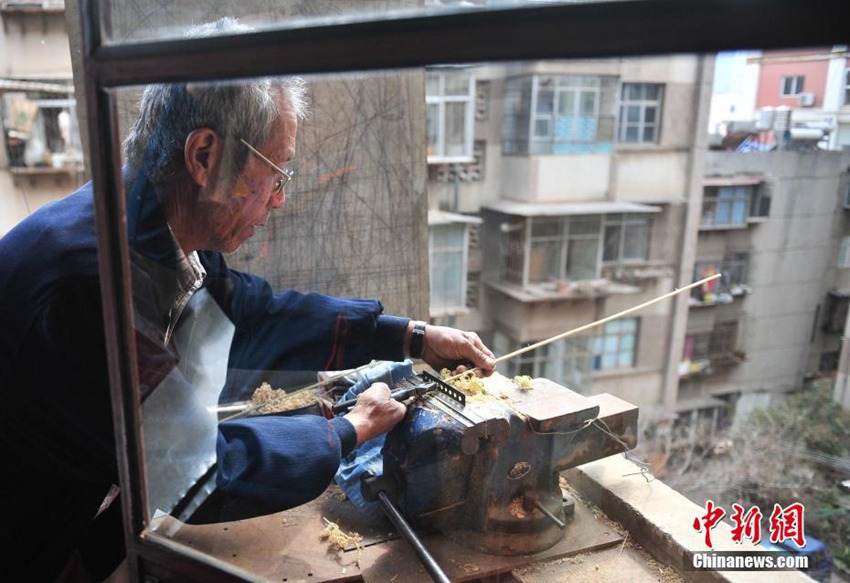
[493,330,594,392]
[780,74,805,96]
[504,73,616,154]
[426,69,476,164]
[592,317,639,371]
[701,185,753,228]
[0,79,81,172]
[75,0,845,578]
[524,215,603,284]
[617,82,663,144]
[428,222,470,315]
[602,213,652,265]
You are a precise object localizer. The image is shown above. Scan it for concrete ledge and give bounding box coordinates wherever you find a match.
[566,455,814,583]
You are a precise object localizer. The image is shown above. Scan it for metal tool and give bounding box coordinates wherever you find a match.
[331,370,465,414]
[361,473,451,583]
[381,375,639,557]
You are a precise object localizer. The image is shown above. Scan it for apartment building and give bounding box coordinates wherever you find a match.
[683,149,850,428]
[710,46,850,152]
[0,0,83,236]
[426,56,713,424]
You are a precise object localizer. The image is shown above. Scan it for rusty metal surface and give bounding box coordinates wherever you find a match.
[506,377,600,434]
[149,482,622,582]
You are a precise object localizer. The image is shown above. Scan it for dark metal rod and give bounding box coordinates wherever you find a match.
[376,491,451,583]
[533,500,566,530]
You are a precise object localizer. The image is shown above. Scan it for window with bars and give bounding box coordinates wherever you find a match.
[701,185,752,227]
[503,74,616,154]
[526,216,601,283]
[683,321,741,366]
[692,252,750,302]
[426,69,475,163]
[617,83,663,144]
[602,213,651,264]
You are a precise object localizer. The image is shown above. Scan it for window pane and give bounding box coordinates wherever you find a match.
[444,73,470,96]
[534,117,551,137]
[558,90,575,116]
[537,89,555,114]
[567,238,598,280]
[427,103,440,157]
[426,72,441,95]
[623,222,649,260]
[445,102,467,157]
[603,224,621,261]
[579,90,596,116]
[644,84,660,100]
[570,217,600,235]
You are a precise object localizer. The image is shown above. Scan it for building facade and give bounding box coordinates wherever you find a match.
[426,56,850,433]
[0,0,84,236]
[710,46,850,152]
[426,56,714,425]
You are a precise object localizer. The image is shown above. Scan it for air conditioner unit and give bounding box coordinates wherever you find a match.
[798,92,816,107]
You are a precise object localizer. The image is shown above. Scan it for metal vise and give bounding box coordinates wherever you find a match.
[379,372,638,556]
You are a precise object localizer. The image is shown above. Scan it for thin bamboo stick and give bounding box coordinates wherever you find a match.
[447,273,722,382]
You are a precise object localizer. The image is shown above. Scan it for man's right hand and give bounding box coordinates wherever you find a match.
[343,382,406,445]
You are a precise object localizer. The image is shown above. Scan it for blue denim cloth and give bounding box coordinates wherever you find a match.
[334,359,415,519]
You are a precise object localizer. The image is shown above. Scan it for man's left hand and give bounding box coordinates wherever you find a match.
[416,325,496,376]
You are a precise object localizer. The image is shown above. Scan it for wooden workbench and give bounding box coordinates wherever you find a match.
[149,483,622,582]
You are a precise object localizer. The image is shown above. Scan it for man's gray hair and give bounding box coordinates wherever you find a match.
[123,17,309,184]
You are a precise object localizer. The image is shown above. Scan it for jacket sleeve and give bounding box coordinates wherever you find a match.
[215,414,358,510]
[219,266,409,374]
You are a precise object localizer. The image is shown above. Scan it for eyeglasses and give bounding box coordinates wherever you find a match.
[239,138,295,195]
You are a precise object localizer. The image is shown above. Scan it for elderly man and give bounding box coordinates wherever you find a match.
[0,28,495,583]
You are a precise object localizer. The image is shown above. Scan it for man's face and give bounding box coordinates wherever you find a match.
[201,98,298,254]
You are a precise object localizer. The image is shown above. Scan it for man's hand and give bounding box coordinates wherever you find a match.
[416,324,496,377]
[343,382,406,445]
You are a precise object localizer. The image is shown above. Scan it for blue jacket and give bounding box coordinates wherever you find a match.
[0,178,409,580]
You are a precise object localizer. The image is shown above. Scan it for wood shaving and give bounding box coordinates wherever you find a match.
[319,517,363,568]
[512,375,534,390]
[440,368,485,396]
[251,382,317,414]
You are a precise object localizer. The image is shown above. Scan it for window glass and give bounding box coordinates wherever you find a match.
[618,82,662,144]
[593,318,638,370]
[426,69,474,161]
[430,223,467,313]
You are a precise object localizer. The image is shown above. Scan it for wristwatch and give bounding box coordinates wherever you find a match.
[410,320,427,359]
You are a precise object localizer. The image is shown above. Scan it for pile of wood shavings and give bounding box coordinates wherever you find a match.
[319,517,364,568]
[512,375,534,390]
[251,382,317,414]
[440,368,485,396]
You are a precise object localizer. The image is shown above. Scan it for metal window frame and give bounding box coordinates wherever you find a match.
[426,70,476,163]
[617,82,663,144]
[592,317,639,371]
[75,0,847,579]
[428,222,470,313]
